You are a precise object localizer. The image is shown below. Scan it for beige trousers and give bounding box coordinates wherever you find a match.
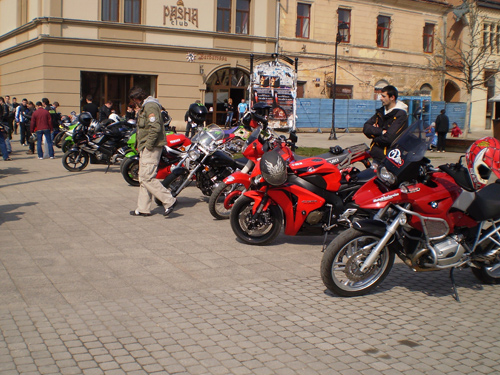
[136,147,176,214]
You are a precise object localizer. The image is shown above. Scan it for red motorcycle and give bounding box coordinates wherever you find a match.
[209,110,371,220]
[320,121,500,299]
[229,139,375,245]
[121,133,191,186]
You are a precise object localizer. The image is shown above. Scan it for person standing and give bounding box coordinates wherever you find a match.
[238,98,248,121]
[184,100,200,138]
[0,97,12,154]
[24,102,36,155]
[99,101,113,122]
[83,95,99,119]
[11,97,20,134]
[225,98,234,128]
[128,87,176,217]
[435,109,449,152]
[363,85,408,163]
[31,101,54,159]
[16,98,29,146]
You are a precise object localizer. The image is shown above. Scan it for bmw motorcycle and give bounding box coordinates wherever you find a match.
[320,120,500,299]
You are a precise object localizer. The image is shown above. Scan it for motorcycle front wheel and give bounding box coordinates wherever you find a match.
[53,132,66,148]
[208,182,245,220]
[230,195,283,246]
[121,158,140,187]
[154,173,189,206]
[321,228,395,297]
[62,150,89,172]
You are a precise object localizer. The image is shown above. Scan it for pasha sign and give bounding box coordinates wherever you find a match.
[163,0,199,28]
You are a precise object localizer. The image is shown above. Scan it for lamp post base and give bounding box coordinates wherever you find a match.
[328,133,337,141]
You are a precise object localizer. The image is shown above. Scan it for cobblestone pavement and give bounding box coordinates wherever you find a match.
[0,133,499,375]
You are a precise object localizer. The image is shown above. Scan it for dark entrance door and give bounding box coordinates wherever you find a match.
[204,68,250,125]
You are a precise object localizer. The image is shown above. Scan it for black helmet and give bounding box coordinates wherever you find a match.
[188,103,208,125]
[260,149,287,186]
[61,115,71,124]
[78,112,92,127]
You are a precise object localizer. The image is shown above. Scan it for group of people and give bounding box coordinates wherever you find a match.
[0,96,60,161]
[363,85,464,161]
[222,98,248,129]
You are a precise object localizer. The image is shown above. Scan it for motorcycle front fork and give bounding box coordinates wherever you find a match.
[359,210,405,273]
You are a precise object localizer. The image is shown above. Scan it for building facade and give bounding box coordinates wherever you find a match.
[278,0,450,109]
[0,0,278,126]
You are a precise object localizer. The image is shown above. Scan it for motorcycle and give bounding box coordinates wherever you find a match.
[121,132,191,186]
[62,113,135,172]
[229,137,375,246]
[320,120,500,299]
[159,124,246,200]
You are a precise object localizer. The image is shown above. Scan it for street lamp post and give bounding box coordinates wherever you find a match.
[329,25,347,141]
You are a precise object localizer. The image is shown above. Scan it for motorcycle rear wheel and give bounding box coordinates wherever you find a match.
[54,132,66,148]
[208,182,245,220]
[321,228,395,297]
[230,195,283,246]
[62,150,89,172]
[471,241,500,284]
[121,158,140,187]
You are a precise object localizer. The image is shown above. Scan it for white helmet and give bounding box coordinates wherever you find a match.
[108,113,120,123]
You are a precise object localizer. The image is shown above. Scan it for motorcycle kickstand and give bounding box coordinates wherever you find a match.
[321,231,329,252]
[105,160,111,174]
[449,268,460,303]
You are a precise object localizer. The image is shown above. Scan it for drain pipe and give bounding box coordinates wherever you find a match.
[275,0,280,54]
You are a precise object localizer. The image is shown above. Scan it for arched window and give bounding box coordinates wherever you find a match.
[373,80,390,99]
[205,68,250,125]
[420,83,433,95]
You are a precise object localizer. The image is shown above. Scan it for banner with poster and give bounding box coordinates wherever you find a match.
[250,60,297,131]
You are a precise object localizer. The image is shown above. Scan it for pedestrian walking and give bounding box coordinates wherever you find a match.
[435,109,449,152]
[128,87,176,217]
[31,101,54,159]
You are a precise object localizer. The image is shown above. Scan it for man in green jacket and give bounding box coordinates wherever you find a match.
[129,87,176,217]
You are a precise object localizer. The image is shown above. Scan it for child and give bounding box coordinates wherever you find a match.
[425,123,437,151]
[450,122,463,137]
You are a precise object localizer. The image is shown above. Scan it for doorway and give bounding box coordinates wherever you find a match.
[204,68,250,125]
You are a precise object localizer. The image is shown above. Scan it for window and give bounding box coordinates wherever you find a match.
[217,0,232,32]
[102,0,119,22]
[483,23,500,53]
[124,0,141,24]
[236,0,250,34]
[296,3,311,39]
[338,9,351,43]
[423,23,434,53]
[377,15,390,48]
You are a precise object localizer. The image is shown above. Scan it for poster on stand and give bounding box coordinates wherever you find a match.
[251,60,297,131]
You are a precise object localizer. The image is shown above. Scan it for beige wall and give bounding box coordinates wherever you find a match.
[279,0,449,101]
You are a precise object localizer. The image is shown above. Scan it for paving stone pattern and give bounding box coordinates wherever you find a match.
[0,135,499,374]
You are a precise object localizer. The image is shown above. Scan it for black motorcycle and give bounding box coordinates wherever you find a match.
[158,124,246,201]
[62,113,134,172]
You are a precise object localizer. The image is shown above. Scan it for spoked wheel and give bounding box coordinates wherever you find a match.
[154,173,189,206]
[320,228,395,297]
[208,182,245,220]
[230,195,283,246]
[121,158,140,187]
[62,150,89,172]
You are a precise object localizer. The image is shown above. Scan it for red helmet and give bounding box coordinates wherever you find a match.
[465,137,500,190]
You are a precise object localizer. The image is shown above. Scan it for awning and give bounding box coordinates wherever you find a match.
[489,93,500,102]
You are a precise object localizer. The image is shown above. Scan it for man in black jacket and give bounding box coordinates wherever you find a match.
[99,101,113,122]
[435,109,449,152]
[363,85,408,163]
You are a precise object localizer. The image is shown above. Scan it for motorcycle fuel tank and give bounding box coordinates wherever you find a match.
[289,158,341,191]
[166,134,191,148]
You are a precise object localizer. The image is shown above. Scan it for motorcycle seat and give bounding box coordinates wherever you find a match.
[466,181,500,221]
[234,157,248,169]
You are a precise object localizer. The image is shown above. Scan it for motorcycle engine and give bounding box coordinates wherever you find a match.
[306,210,324,225]
[95,151,103,161]
[433,235,466,266]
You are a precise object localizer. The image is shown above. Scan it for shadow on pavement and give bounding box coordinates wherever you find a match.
[0,202,38,225]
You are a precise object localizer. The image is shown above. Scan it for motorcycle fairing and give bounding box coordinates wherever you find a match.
[353,219,388,237]
[289,158,341,191]
[166,133,191,148]
[266,186,325,235]
[223,171,252,189]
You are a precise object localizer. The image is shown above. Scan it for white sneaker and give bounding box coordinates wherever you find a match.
[38,157,43,160]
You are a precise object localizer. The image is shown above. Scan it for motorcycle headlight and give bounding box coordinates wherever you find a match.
[188,148,201,161]
[378,166,396,185]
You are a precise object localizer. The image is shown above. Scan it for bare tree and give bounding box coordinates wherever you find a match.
[434,0,500,135]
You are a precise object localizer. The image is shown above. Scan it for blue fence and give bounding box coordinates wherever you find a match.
[296,98,467,130]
